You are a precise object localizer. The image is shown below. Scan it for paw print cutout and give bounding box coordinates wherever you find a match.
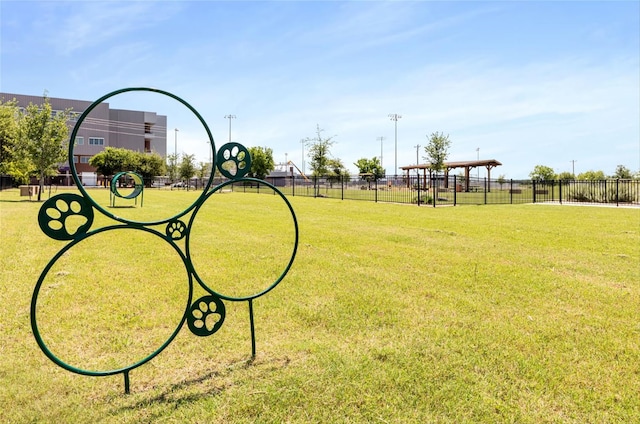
[216,142,251,180]
[187,295,226,337]
[166,220,187,240]
[38,194,94,240]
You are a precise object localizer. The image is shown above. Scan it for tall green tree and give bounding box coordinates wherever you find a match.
[423,132,451,175]
[305,124,336,176]
[326,158,349,186]
[134,152,165,186]
[166,152,179,184]
[529,165,556,181]
[196,161,210,187]
[0,99,19,171]
[612,165,632,179]
[423,132,451,191]
[0,98,31,184]
[354,157,385,183]
[179,153,196,190]
[89,146,136,186]
[248,146,275,180]
[20,95,70,200]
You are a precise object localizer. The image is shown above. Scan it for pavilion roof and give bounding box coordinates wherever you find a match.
[400,159,502,171]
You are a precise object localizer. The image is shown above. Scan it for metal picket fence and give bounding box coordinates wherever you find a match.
[254,174,640,207]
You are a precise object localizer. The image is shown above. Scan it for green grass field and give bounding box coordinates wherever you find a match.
[1,187,638,423]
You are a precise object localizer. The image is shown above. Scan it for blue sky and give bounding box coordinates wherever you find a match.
[1,1,638,178]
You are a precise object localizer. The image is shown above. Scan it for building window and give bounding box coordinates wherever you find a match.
[73,156,79,163]
[88,137,104,146]
[75,136,84,145]
[80,156,91,164]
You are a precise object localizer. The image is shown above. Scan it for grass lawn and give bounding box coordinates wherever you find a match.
[1,187,638,423]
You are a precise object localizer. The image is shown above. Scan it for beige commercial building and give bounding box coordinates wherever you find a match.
[0,92,167,185]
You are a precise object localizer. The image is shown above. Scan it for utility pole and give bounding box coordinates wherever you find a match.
[377,136,385,167]
[174,128,179,158]
[388,114,402,177]
[224,115,236,142]
[300,139,305,175]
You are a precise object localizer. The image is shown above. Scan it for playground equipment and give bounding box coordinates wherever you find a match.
[109,171,144,207]
[287,160,310,182]
[30,87,298,394]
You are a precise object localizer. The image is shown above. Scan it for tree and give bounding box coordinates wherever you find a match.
[0,99,19,171]
[0,98,32,184]
[305,124,336,176]
[612,165,632,179]
[196,161,210,187]
[133,152,165,186]
[577,170,605,181]
[326,158,349,187]
[423,132,451,175]
[529,165,556,181]
[354,157,385,184]
[496,174,507,190]
[20,95,70,201]
[557,171,574,181]
[178,153,196,189]
[89,147,136,186]
[248,146,275,180]
[166,153,179,184]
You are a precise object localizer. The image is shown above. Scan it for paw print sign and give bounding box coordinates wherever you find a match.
[30,87,299,394]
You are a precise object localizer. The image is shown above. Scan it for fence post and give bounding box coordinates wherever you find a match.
[559,180,562,204]
[453,175,457,206]
[616,179,619,207]
[417,173,421,206]
[375,177,378,203]
[484,177,487,204]
[533,180,537,203]
[509,178,513,205]
[432,175,436,208]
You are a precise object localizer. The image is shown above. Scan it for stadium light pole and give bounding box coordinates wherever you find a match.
[224,115,236,142]
[388,114,402,177]
[300,139,305,175]
[377,136,385,167]
[174,128,179,158]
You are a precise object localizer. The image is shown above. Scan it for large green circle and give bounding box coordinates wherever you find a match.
[30,225,193,377]
[185,178,299,301]
[68,87,215,225]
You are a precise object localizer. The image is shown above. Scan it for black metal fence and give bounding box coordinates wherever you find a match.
[247,175,640,207]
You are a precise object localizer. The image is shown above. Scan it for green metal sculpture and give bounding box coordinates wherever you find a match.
[30,88,298,394]
[110,171,144,207]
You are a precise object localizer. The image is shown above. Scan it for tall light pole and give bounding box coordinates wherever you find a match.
[174,128,179,158]
[377,136,385,167]
[300,139,305,175]
[224,114,236,142]
[570,159,577,178]
[388,114,402,176]
[172,128,179,187]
